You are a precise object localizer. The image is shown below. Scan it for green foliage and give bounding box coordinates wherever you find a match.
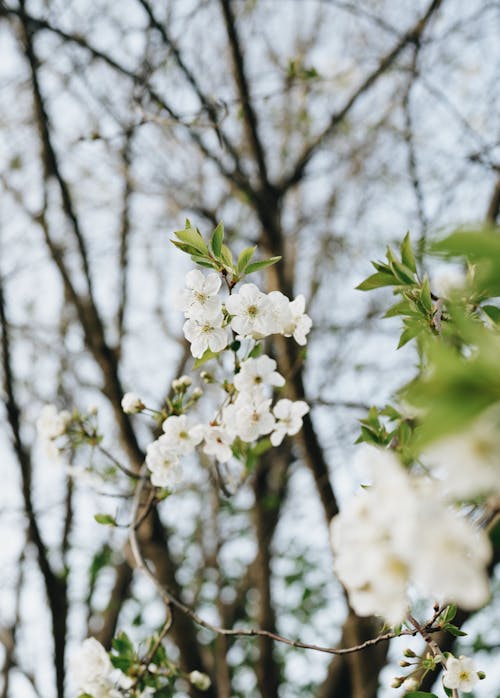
[405,693,439,698]
[94,513,117,527]
[358,226,500,451]
[171,220,281,285]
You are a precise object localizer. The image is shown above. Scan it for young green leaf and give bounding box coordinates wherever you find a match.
[193,349,219,369]
[401,232,417,273]
[356,271,398,291]
[237,245,257,274]
[171,240,203,256]
[245,256,282,274]
[174,227,208,254]
[94,513,117,527]
[210,221,224,257]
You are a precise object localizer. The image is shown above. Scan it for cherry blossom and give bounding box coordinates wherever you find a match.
[161,415,204,455]
[225,283,274,338]
[443,655,478,693]
[177,269,222,318]
[145,440,182,489]
[270,399,309,446]
[234,355,285,395]
[202,425,233,463]
[183,309,229,358]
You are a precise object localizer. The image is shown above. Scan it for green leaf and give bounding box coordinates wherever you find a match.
[389,259,417,285]
[397,327,418,349]
[210,221,224,257]
[193,349,219,369]
[356,271,398,291]
[384,299,417,318]
[421,276,432,312]
[405,693,439,698]
[174,227,208,254]
[248,342,263,359]
[112,631,135,659]
[441,604,457,624]
[237,245,257,274]
[94,514,117,527]
[482,304,500,325]
[245,256,282,274]
[443,623,467,637]
[401,232,417,273]
[220,243,233,267]
[171,240,203,256]
[190,255,215,268]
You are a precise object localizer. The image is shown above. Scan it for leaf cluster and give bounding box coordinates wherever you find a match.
[172,220,280,287]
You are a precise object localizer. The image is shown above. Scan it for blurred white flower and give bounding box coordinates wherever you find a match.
[36,404,71,440]
[70,638,121,698]
[425,413,500,500]
[189,670,212,690]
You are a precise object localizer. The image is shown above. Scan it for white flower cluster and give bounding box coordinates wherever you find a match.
[36,404,71,440]
[36,404,72,459]
[330,448,492,625]
[425,410,500,501]
[142,354,309,488]
[70,637,130,698]
[177,269,311,358]
[130,268,313,490]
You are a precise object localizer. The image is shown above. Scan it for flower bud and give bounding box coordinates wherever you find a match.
[390,676,404,689]
[403,648,417,658]
[192,388,203,400]
[173,375,192,391]
[189,670,211,690]
[121,392,145,414]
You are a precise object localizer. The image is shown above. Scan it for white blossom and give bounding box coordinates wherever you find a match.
[36,404,71,441]
[146,439,182,489]
[267,290,294,334]
[202,425,233,463]
[413,502,491,610]
[189,670,212,690]
[270,399,309,446]
[331,447,492,624]
[443,655,478,693]
[225,283,274,338]
[70,638,122,698]
[425,413,500,500]
[233,396,275,443]
[121,392,145,414]
[161,415,204,455]
[177,269,222,318]
[283,295,312,345]
[183,309,229,358]
[234,355,285,395]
